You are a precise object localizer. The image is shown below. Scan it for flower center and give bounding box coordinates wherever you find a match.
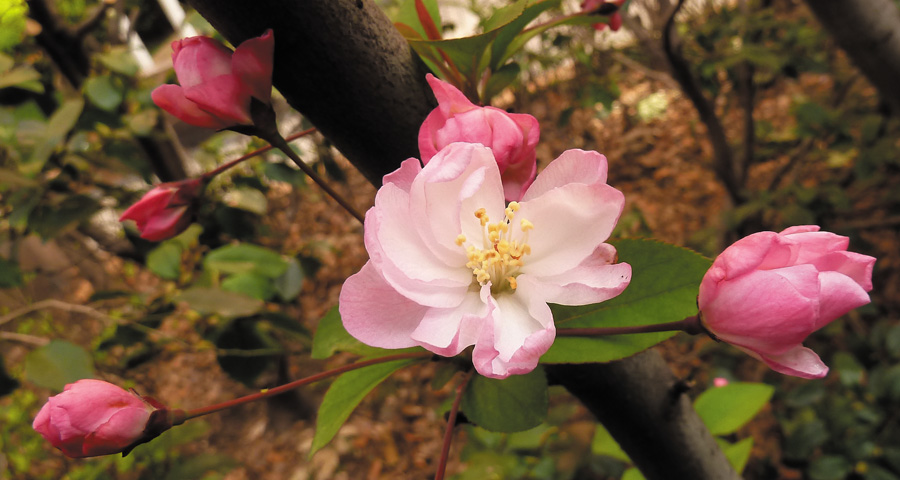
[455,201,533,294]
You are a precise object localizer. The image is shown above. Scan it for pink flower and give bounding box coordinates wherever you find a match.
[119,178,203,241]
[713,377,729,387]
[340,143,631,378]
[582,0,624,31]
[33,380,158,458]
[418,74,540,202]
[698,226,876,379]
[152,30,274,129]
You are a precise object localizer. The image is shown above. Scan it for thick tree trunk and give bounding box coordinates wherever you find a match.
[185,1,737,478]
[804,0,900,115]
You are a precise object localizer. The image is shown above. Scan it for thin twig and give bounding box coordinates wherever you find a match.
[0,331,50,346]
[434,370,474,480]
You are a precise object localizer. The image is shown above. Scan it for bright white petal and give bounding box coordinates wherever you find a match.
[535,244,632,305]
[411,287,489,356]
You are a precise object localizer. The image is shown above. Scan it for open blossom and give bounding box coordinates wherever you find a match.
[33,380,159,458]
[418,74,539,202]
[340,142,631,378]
[698,226,875,379]
[119,178,202,241]
[152,30,274,129]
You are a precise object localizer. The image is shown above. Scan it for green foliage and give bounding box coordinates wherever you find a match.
[542,239,710,363]
[311,306,389,359]
[24,340,95,391]
[177,287,264,318]
[461,367,549,433]
[213,317,280,386]
[694,382,774,435]
[310,357,421,456]
[0,1,26,52]
[204,243,288,278]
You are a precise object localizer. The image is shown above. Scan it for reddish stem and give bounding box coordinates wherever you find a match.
[434,370,474,480]
[183,351,431,420]
[557,315,705,337]
[201,127,317,181]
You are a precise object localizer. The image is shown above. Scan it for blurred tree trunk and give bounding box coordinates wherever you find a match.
[804,0,900,115]
[186,1,738,478]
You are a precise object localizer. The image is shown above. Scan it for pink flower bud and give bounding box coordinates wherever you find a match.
[581,0,625,31]
[152,30,274,129]
[698,226,876,379]
[713,377,729,387]
[418,74,539,202]
[32,380,160,458]
[119,178,203,242]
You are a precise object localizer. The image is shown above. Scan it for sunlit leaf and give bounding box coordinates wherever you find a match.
[542,239,710,363]
[461,367,548,432]
[694,382,774,435]
[25,340,95,391]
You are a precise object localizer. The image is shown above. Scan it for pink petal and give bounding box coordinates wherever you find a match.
[418,110,448,162]
[472,276,555,379]
[139,205,190,241]
[533,245,632,305]
[814,270,872,328]
[183,75,253,126]
[812,251,876,291]
[151,85,231,129]
[425,73,476,117]
[755,344,829,379]
[172,36,234,88]
[383,158,422,193]
[517,182,625,277]
[231,29,274,103]
[522,149,609,201]
[783,230,850,264]
[779,225,820,235]
[410,288,489,356]
[339,261,425,349]
[702,268,819,355]
[82,407,151,456]
[367,184,470,307]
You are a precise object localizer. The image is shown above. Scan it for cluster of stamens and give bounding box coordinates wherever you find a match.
[455,202,533,293]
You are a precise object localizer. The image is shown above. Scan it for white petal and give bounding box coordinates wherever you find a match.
[518,183,624,277]
[410,288,489,356]
[522,149,609,201]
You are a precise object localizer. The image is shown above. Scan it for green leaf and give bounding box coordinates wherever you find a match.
[622,468,645,480]
[96,47,140,76]
[28,194,100,239]
[0,66,41,90]
[394,0,441,41]
[0,255,23,288]
[146,241,183,280]
[273,257,304,301]
[177,287,264,318]
[719,437,754,473]
[808,455,852,480]
[204,243,288,278]
[542,239,710,363]
[84,76,124,112]
[489,0,560,70]
[215,318,278,386]
[0,2,27,52]
[24,98,84,177]
[263,162,308,188]
[694,382,774,435]
[310,306,388,359]
[483,62,520,101]
[833,351,865,387]
[221,272,276,301]
[310,357,420,456]
[162,454,238,480]
[461,367,548,433]
[24,340,95,391]
[222,187,268,215]
[591,423,630,462]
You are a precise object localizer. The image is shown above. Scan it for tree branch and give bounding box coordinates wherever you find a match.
[662,0,743,205]
[803,0,900,115]
[183,1,737,478]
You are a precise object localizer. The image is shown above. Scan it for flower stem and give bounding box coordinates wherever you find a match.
[261,131,367,224]
[434,370,474,480]
[202,128,317,181]
[182,351,431,421]
[557,315,705,337]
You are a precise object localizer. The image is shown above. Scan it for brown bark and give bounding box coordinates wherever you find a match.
[184,1,738,478]
[804,0,900,115]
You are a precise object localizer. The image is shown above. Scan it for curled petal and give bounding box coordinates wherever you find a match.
[172,36,233,88]
[183,75,253,126]
[534,244,632,305]
[522,149,609,201]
